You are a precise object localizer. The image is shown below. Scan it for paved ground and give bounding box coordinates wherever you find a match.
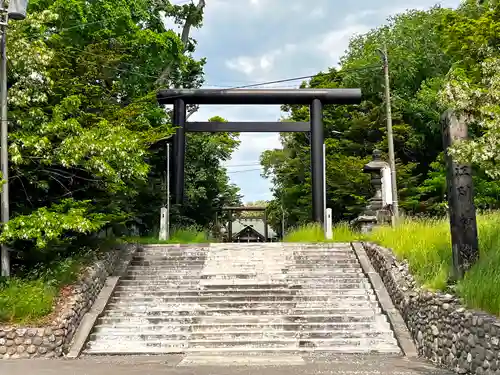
[0,354,453,375]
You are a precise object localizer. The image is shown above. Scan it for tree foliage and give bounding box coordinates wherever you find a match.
[3,0,240,273]
[261,3,500,231]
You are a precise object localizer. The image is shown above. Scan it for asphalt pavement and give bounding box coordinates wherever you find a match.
[0,353,454,375]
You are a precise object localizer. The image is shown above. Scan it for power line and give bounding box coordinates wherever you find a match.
[52,62,379,109]
[27,11,383,95]
[155,64,381,103]
[59,33,380,86]
[224,163,261,168]
[62,42,376,89]
[227,168,263,174]
[59,46,324,89]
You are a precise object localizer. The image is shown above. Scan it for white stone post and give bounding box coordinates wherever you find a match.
[325,208,333,240]
[159,206,169,241]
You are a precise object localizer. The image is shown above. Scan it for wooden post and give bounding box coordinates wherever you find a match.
[441,110,479,280]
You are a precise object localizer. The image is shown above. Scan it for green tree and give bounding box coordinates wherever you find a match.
[437,0,500,178]
[262,3,500,227]
[2,0,240,273]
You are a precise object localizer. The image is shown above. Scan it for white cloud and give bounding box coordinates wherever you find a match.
[224,43,298,78]
[225,49,284,76]
[225,57,257,75]
[317,24,372,65]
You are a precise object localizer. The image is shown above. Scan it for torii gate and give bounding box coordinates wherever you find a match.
[156,88,362,223]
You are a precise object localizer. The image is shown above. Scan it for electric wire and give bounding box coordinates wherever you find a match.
[61,42,381,89]
[155,64,381,103]
[226,168,263,174]
[224,162,261,168]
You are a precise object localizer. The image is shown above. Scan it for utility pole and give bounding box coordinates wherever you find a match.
[281,204,285,239]
[379,46,399,221]
[159,143,170,241]
[322,143,326,231]
[0,0,26,277]
[0,2,8,277]
[166,142,170,240]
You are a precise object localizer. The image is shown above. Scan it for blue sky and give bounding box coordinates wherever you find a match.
[166,0,460,203]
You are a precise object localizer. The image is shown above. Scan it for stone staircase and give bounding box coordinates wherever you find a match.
[83,243,401,355]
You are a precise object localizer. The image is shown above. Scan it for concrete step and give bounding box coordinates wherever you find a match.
[110,290,374,300]
[126,261,360,271]
[133,250,343,257]
[98,313,380,325]
[92,321,391,333]
[115,282,371,290]
[130,255,358,264]
[134,252,208,257]
[84,244,401,357]
[102,308,378,322]
[84,337,399,352]
[117,277,369,285]
[113,284,371,293]
[130,255,358,263]
[129,260,206,266]
[104,305,381,315]
[123,271,365,279]
[125,267,364,275]
[95,314,386,325]
[89,330,396,342]
[83,344,401,355]
[106,295,378,306]
[106,299,377,308]
[104,298,381,313]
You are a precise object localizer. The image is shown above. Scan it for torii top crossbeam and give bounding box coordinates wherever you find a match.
[157,88,362,105]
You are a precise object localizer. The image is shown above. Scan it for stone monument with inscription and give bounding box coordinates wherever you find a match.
[441,110,479,280]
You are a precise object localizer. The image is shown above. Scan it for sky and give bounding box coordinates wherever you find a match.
[166,0,460,203]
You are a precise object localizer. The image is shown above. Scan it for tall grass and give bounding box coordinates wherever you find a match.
[284,212,500,316]
[283,222,358,243]
[368,217,451,290]
[126,225,213,245]
[456,212,500,315]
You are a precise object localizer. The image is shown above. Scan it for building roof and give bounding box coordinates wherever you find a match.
[231,218,276,238]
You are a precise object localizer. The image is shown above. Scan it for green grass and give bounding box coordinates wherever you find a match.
[284,212,500,316]
[0,238,120,325]
[125,226,213,245]
[284,222,359,243]
[0,256,85,324]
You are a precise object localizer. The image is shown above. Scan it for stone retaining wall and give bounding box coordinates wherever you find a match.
[0,244,137,359]
[363,242,500,375]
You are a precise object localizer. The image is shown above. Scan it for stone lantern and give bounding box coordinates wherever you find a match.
[351,149,391,233]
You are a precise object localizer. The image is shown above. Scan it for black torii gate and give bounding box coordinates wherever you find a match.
[156,88,362,223]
